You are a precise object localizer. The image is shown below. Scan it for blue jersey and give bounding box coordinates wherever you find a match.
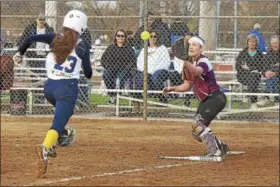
[248,29,267,53]
[18,33,92,80]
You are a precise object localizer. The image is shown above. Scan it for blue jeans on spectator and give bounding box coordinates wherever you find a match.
[134,70,169,103]
[266,76,279,102]
[134,49,141,58]
[103,69,131,97]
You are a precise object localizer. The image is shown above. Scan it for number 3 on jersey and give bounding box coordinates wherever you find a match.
[54,56,77,73]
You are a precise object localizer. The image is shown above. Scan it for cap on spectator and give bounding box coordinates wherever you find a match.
[253,23,261,30]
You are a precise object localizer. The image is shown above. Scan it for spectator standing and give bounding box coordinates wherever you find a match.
[81,28,92,49]
[257,35,280,106]
[126,30,134,48]
[150,18,171,47]
[133,12,171,53]
[17,13,54,104]
[170,18,190,44]
[135,29,170,103]
[17,13,54,59]
[235,34,265,109]
[248,23,267,53]
[133,11,155,52]
[101,29,136,105]
[77,27,92,109]
[0,39,14,91]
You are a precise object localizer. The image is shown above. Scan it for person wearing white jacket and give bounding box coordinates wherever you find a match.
[135,30,171,103]
[137,44,170,74]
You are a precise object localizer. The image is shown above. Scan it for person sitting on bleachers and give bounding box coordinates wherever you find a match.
[235,34,265,109]
[257,35,280,106]
[101,29,136,105]
[135,29,171,103]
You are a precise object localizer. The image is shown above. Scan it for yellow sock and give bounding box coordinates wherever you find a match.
[43,129,59,151]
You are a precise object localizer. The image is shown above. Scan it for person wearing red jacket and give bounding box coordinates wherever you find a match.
[0,39,14,91]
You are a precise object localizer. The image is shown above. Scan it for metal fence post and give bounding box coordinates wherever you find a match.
[143,0,148,121]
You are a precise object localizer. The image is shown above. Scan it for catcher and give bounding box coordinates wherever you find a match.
[0,39,14,91]
[171,34,192,61]
[163,36,229,160]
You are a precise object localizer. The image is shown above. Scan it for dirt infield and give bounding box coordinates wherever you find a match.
[1,116,279,186]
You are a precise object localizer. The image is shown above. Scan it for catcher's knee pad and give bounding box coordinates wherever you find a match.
[192,114,212,142]
[56,126,76,147]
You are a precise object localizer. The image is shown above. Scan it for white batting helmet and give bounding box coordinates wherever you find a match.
[63,10,87,35]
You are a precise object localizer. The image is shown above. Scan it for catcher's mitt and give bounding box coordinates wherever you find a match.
[0,53,14,91]
[171,36,189,61]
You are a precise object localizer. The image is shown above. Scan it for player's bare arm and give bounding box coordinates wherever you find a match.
[163,80,192,95]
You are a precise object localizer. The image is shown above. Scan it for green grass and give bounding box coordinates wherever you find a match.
[1,92,254,110]
[90,93,131,105]
[1,93,10,104]
[89,94,244,109]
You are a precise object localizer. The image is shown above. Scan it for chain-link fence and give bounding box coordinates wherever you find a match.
[1,0,279,123]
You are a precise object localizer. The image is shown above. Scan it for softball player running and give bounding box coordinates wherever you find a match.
[163,36,229,159]
[13,10,92,177]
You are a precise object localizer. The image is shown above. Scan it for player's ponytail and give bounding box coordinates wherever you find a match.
[52,27,78,64]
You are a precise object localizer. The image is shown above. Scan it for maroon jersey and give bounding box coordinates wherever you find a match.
[183,56,219,101]
[0,53,14,91]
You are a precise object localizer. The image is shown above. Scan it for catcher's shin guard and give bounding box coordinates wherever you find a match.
[192,116,224,156]
[191,114,211,143]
